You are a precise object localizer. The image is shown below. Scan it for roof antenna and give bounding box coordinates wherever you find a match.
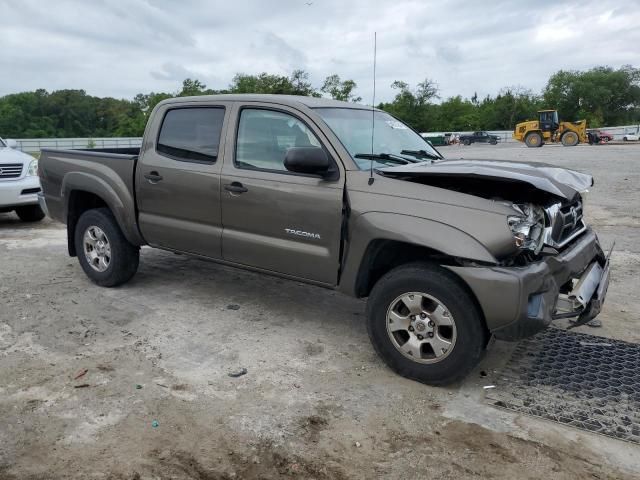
[368,32,377,186]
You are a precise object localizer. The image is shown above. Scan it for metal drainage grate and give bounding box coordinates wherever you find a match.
[486,328,640,444]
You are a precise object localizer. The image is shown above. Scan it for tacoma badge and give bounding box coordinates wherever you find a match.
[285,228,321,240]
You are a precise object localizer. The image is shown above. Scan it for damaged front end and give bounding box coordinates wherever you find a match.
[378,159,611,340]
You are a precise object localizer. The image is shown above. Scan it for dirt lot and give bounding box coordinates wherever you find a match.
[1,143,639,479]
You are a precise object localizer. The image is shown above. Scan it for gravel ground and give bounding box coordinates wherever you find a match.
[1,142,639,479]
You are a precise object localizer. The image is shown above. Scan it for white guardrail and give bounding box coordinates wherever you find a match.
[10,124,640,153]
[14,137,142,153]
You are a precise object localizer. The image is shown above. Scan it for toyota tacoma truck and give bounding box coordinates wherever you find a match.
[38,95,611,385]
[0,137,45,222]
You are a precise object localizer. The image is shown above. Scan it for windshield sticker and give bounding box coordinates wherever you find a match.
[385,120,407,130]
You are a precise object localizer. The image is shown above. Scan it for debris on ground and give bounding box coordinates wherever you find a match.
[73,368,88,380]
[151,420,159,428]
[74,384,90,388]
[228,368,248,378]
[135,384,143,389]
[226,304,241,310]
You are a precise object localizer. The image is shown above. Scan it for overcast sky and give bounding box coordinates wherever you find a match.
[1,0,639,103]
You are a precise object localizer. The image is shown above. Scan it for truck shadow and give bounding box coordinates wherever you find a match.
[125,246,367,335]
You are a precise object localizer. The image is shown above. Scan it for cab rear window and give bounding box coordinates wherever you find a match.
[157,107,225,163]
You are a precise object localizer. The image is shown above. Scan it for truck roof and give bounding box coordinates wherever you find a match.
[159,94,375,110]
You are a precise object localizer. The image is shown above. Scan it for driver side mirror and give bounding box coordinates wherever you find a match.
[284,147,331,177]
[6,139,17,149]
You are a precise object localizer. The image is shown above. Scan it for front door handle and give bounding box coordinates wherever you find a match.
[144,171,163,183]
[224,182,248,194]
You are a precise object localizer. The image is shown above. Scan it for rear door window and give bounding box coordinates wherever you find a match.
[157,107,225,163]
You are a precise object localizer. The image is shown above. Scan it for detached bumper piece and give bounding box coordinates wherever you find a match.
[554,243,612,328]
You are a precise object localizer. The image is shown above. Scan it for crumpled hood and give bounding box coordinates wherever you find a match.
[0,147,33,165]
[378,159,593,201]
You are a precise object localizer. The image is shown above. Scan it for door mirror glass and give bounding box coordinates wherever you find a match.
[284,147,330,176]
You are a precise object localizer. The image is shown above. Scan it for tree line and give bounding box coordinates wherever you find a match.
[0,65,638,139]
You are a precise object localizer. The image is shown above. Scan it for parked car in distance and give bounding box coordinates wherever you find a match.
[459,131,499,145]
[589,130,614,142]
[0,137,45,222]
[39,95,610,386]
[623,127,639,141]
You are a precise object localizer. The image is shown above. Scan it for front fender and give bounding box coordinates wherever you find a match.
[62,171,144,246]
[338,212,497,296]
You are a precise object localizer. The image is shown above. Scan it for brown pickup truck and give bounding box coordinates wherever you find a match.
[39,94,610,385]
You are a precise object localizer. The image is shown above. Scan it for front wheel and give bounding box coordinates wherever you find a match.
[74,208,139,287]
[463,139,471,145]
[366,263,488,385]
[561,131,579,146]
[15,205,45,222]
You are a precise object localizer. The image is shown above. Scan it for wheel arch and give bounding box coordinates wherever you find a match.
[339,212,497,298]
[62,172,144,256]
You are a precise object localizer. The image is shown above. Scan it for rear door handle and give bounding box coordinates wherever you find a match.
[224,182,248,194]
[144,171,163,183]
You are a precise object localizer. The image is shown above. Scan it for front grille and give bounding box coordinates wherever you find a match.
[550,199,585,246]
[0,163,23,179]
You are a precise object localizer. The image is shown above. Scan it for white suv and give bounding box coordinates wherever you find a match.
[623,127,639,142]
[0,138,45,222]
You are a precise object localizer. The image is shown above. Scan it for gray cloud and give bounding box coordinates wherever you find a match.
[0,0,638,102]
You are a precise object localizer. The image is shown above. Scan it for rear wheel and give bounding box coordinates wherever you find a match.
[623,136,628,142]
[74,208,139,287]
[15,205,45,222]
[463,139,471,145]
[561,131,579,146]
[525,132,543,148]
[366,263,488,385]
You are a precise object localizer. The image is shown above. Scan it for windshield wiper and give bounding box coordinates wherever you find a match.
[354,152,419,165]
[400,149,441,160]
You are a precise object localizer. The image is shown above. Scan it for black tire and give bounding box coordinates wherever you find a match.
[524,132,543,148]
[15,205,45,222]
[561,131,579,146]
[366,263,488,386]
[74,208,139,287]
[463,139,471,145]
[623,137,628,142]
[490,140,497,145]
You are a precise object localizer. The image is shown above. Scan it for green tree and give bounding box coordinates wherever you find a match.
[228,70,319,96]
[178,78,216,97]
[543,66,640,126]
[321,74,362,102]
[435,96,479,131]
[378,78,439,131]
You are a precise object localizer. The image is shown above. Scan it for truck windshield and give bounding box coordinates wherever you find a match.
[314,108,441,169]
[0,138,6,148]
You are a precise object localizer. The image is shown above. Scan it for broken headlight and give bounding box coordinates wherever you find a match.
[507,203,545,253]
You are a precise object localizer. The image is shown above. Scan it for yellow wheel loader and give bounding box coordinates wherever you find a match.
[513,110,587,147]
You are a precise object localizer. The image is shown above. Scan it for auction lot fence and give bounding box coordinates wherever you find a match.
[11,124,640,153]
[14,137,142,153]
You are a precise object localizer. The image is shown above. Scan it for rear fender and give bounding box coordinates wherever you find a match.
[62,171,144,246]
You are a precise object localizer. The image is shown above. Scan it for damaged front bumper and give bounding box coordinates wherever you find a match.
[446,228,610,341]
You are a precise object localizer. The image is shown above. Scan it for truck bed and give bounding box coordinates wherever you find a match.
[39,147,142,245]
